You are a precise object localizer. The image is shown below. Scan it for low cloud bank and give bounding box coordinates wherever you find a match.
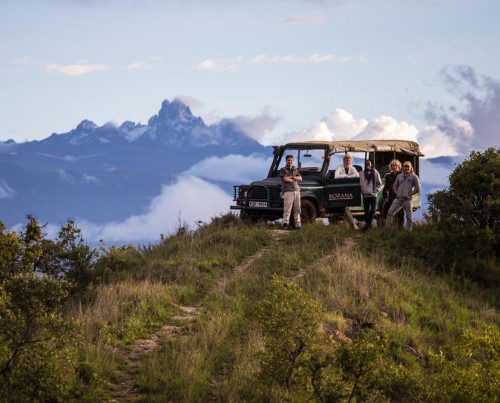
[183,154,272,183]
[36,176,234,245]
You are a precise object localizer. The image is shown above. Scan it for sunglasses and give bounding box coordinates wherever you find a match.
[403,165,411,168]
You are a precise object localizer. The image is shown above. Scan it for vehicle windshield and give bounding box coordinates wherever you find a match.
[276,148,326,173]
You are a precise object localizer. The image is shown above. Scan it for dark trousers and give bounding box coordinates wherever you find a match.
[383,199,404,226]
[363,196,377,229]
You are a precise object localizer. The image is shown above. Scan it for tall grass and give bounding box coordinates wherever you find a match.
[135,222,499,401]
[67,216,499,401]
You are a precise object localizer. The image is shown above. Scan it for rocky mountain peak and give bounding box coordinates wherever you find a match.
[148,99,204,129]
[75,119,98,133]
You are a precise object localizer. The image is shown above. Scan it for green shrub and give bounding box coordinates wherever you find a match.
[428,325,500,401]
[0,273,77,401]
[256,275,324,389]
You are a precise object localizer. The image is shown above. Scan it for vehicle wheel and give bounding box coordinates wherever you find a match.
[300,199,317,224]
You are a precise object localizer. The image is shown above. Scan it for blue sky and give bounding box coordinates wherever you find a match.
[1,0,499,156]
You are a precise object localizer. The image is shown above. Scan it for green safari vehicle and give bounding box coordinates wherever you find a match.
[230,140,424,225]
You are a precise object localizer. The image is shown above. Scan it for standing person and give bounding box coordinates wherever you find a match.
[360,160,383,231]
[382,159,404,226]
[280,155,302,230]
[385,161,421,231]
[334,154,360,178]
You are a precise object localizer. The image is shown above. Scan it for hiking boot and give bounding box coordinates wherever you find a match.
[282,223,289,230]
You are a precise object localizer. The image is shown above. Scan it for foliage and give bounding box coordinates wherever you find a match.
[0,273,77,401]
[1,212,499,401]
[428,325,500,401]
[256,275,324,389]
[427,147,500,231]
[417,147,499,284]
[0,216,97,290]
[0,217,98,401]
[365,222,499,286]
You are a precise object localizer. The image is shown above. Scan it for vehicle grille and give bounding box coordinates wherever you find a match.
[248,185,281,201]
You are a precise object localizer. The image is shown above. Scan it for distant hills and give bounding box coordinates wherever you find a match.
[0,99,268,227]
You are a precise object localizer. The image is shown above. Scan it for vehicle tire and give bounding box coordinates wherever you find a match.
[300,199,317,224]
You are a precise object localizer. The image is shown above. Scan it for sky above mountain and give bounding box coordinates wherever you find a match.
[1,0,499,159]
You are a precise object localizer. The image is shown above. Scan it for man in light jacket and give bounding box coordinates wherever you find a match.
[385,161,421,231]
[360,160,383,231]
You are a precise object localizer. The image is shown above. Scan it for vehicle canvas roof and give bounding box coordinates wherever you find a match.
[273,140,424,157]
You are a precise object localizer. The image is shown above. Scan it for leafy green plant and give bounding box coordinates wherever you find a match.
[428,325,500,401]
[427,147,500,231]
[256,275,324,389]
[0,273,77,401]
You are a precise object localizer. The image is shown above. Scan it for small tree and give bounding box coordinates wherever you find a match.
[256,275,324,389]
[0,217,96,400]
[427,147,500,231]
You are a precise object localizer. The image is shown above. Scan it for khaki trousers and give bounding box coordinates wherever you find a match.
[283,191,301,227]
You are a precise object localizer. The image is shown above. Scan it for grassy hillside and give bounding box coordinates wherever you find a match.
[1,215,499,402]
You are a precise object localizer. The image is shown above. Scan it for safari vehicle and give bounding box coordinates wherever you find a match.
[230,140,424,224]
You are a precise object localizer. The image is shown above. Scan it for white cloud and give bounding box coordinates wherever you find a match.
[275,109,418,144]
[250,54,349,64]
[0,179,16,199]
[42,63,108,76]
[82,174,102,185]
[354,116,419,141]
[322,108,368,139]
[418,119,473,158]
[281,16,325,25]
[174,95,203,110]
[183,154,271,183]
[196,53,350,71]
[265,107,469,160]
[196,59,220,71]
[226,107,282,142]
[126,61,154,70]
[426,65,500,154]
[73,176,233,243]
[57,169,76,184]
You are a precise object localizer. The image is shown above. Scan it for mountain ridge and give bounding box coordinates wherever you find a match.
[0,99,269,227]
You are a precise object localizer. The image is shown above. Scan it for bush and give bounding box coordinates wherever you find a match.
[427,147,500,232]
[0,217,97,400]
[428,325,500,401]
[256,275,324,389]
[0,273,77,401]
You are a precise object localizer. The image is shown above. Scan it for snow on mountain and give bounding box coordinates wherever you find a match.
[0,99,269,229]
